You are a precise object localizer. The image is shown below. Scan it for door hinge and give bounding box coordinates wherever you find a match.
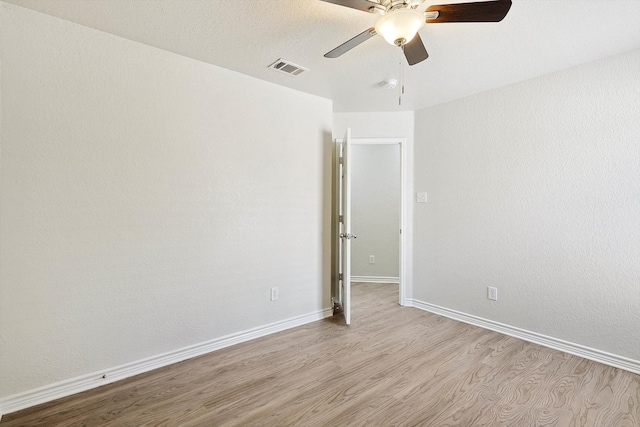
[339,215,343,223]
[339,157,344,165]
[339,273,343,281]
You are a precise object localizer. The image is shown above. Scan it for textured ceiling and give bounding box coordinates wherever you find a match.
[5,0,640,112]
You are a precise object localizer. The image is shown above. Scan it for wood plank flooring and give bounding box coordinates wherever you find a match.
[3,283,639,426]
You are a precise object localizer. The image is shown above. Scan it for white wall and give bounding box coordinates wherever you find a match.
[333,112,414,142]
[0,2,333,402]
[351,144,400,279]
[413,49,640,362]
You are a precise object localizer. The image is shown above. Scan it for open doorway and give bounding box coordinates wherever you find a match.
[351,143,401,285]
[332,136,407,324]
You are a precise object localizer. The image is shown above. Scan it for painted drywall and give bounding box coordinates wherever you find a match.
[333,112,414,297]
[0,2,333,400]
[413,49,640,361]
[351,144,400,278]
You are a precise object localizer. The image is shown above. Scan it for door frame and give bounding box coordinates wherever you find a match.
[334,137,408,307]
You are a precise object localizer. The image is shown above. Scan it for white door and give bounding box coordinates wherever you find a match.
[339,128,354,325]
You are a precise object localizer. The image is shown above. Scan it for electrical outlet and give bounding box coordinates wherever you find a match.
[416,192,427,203]
[487,286,498,301]
[270,287,279,301]
[369,255,375,264]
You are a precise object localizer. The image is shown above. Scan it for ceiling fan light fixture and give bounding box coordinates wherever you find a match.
[375,8,425,46]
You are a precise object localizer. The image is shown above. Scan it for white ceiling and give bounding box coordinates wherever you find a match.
[5,0,640,112]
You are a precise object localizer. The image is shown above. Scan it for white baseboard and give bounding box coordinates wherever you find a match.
[351,276,399,284]
[408,299,640,376]
[0,307,333,418]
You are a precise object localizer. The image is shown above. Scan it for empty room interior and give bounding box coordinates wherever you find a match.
[1,0,639,425]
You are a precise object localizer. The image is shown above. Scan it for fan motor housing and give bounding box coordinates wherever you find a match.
[385,0,424,11]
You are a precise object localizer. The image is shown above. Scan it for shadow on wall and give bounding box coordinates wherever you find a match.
[323,130,336,309]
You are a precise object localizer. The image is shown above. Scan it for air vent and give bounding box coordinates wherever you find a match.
[268,58,308,76]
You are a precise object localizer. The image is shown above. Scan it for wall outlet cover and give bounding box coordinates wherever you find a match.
[488,286,498,301]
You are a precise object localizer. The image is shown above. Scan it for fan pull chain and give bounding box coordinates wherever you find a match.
[399,68,402,106]
[399,47,404,106]
[402,61,405,98]
[398,44,408,106]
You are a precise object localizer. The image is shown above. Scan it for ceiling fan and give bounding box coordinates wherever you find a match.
[321,0,512,66]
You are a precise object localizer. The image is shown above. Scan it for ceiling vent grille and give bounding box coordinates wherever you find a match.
[268,58,308,76]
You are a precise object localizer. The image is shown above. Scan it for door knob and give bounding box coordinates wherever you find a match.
[340,233,357,239]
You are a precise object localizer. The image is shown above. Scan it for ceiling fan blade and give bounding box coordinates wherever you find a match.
[426,0,512,23]
[319,0,377,13]
[403,33,429,66]
[324,28,376,58]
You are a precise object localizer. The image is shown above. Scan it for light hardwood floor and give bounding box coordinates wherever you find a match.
[3,283,639,426]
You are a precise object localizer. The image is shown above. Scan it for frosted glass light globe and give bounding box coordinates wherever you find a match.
[375,8,425,46]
